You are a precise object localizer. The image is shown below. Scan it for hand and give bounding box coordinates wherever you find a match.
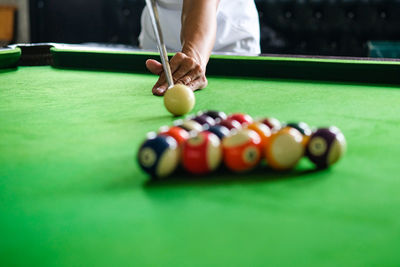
[146,52,208,96]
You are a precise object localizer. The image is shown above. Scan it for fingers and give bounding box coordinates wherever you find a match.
[147,52,208,96]
[152,72,168,96]
[169,52,206,87]
[178,64,203,85]
[146,59,163,75]
[186,75,208,91]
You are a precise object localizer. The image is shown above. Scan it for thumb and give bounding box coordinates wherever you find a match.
[146,59,163,75]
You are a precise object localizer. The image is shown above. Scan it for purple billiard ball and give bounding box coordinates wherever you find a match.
[199,110,227,123]
[306,127,346,168]
[191,114,216,128]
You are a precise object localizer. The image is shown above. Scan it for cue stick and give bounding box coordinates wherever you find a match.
[145,0,174,89]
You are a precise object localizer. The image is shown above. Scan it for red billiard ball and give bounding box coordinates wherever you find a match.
[218,119,242,131]
[259,117,282,133]
[159,126,190,146]
[182,131,222,175]
[228,113,253,126]
[222,129,262,172]
[137,133,180,178]
[306,127,346,169]
[265,127,305,170]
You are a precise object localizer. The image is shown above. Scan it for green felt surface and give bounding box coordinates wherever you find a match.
[1,65,400,266]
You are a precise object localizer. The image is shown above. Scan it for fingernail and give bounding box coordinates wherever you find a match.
[155,87,165,95]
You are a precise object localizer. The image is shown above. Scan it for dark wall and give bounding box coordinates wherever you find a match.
[29,0,400,57]
[258,0,400,56]
[30,0,144,45]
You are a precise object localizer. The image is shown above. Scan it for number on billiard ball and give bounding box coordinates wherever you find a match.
[222,129,262,172]
[306,127,346,169]
[137,134,180,178]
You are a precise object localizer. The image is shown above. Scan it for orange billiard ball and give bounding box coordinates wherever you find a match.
[222,129,262,172]
[246,122,272,152]
[265,127,305,170]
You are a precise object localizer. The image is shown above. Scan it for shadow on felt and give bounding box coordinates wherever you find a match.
[143,163,328,190]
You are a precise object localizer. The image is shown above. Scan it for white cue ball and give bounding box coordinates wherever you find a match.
[164,84,195,116]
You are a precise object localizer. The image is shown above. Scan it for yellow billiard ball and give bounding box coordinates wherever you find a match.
[164,84,195,116]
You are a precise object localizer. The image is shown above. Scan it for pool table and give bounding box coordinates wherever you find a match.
[1,44,400,266]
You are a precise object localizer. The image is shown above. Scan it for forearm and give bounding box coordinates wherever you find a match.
[181,0,220,69]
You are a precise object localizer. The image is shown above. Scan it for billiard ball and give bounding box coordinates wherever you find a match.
[159,126,190,146]
[199,110,227,123]
[206,125,230,140]
[246,122,271,152]
[222,129,262,172]
[218,119,242,131]
[191,114,216,128]
[137,133,179,178]
[182,131,222,174]
[265,127,305,170]
[228,113,253,126]
[259,117,282,132]
[285,122,313,146]
[286,122,312,136]
[174,119,204,133]
[306,127,346,169]
[164,84,195,116]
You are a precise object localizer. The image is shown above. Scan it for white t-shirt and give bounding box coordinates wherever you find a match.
[139,0,261,54]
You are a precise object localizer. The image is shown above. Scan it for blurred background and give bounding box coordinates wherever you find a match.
[1,0,399,58]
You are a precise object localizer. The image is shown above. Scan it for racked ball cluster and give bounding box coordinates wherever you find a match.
[137,110,347,178]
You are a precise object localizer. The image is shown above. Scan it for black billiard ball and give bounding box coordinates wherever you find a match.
[306,127,346,169]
